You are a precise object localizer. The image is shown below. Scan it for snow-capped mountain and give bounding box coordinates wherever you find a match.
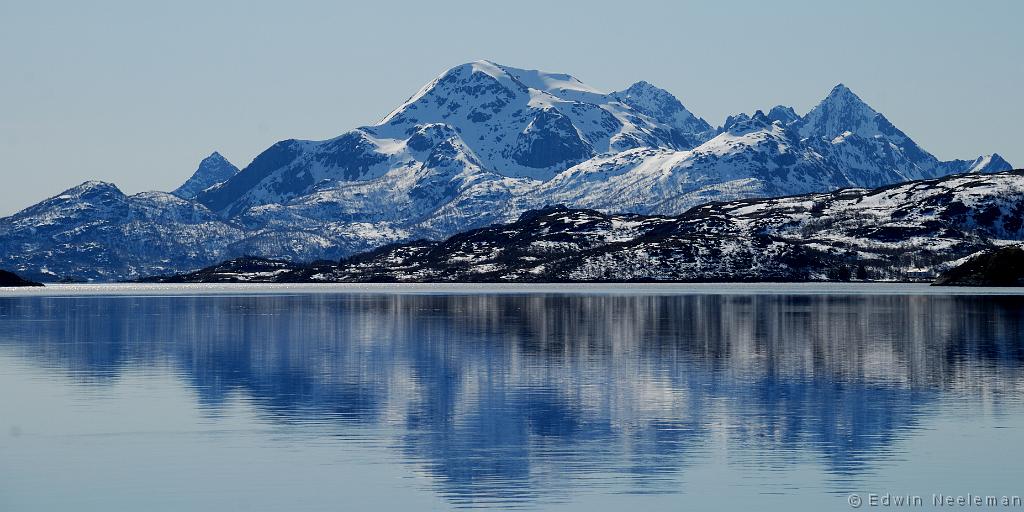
[195,61,1010,225]
[171,151,240,200]
[609,80,714,147]
[197,60,717,217]
[796,84,1000,186]
[0,60,1014,281]
[524,112,846,214]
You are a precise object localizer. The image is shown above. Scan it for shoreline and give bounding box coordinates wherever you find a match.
[3,281,1024,297]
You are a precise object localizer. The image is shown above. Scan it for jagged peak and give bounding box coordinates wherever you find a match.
[989,153,1012,168]
[816,83,876,114]
[612,80,710,133]
[965,153,1013,174]
[767,105,800,125]
[714,111,777,138]
[615,80,678,106]
[828,82,854,96]
[721,112,751,130]
[172,150,241,200]
[723,106,797,132]
[201,151,229,164]
[621,80,662,95]
[799,82,893,142]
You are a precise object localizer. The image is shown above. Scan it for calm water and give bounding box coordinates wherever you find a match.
[1,284,1023,511]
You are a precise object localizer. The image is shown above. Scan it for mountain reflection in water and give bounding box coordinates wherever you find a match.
[2,292,1023,508]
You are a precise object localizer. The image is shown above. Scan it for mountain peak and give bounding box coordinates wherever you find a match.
[829,82,853,95]
[197,151,232,170]
[721,112,751,131]
[617,81,680,106]
[370,61,719,182]
[172,151,240,200]
[965,153,1013,174]
[460,59,509,79]
[767,105,800,125]
[41,180,126,206]
[612,81,711,138]
[720,111,773,135]
[799,83,889,141]
[68,180,121,194]
[991,153,1012,169]
[820,83,874,113]
[622,80,658,93]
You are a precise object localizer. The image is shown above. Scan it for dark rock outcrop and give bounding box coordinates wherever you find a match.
[141,257,302,283]
[933,246,1024,286]
[0,269,43,287]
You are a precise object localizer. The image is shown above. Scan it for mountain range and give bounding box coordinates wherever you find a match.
[154,169,1024,283]
[0,60,1012,281]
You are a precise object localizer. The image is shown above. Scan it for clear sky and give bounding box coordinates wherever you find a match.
[1,0,1021,215]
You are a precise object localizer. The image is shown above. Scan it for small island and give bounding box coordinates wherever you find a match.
[0,269,44,287]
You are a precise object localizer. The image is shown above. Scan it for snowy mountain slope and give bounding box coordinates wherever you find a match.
[797,84,1007,183]
[376,61,714,168]
[609,80,714,147]
[257,124,535,232]
[0,182,246,281]
[197,60,715,216]
[197,131,400,217]
[162,170,1024,283]
[195,62,1010,224]
[171,151,240,200]
[525,113,847,214]
[225,123,538,250]
[0,180,417,280]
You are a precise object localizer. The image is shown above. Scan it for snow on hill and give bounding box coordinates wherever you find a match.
[526,113,844,214]
[161,170,1024,283]
[0,182,244,281]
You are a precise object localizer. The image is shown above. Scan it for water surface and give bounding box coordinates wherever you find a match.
[1,284,1023,510]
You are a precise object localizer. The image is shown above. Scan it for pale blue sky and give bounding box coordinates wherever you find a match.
[1,0,1021,215]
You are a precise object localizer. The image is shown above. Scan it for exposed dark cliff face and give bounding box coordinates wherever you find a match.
[933,246,1024,286]
[0,269,43,287]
